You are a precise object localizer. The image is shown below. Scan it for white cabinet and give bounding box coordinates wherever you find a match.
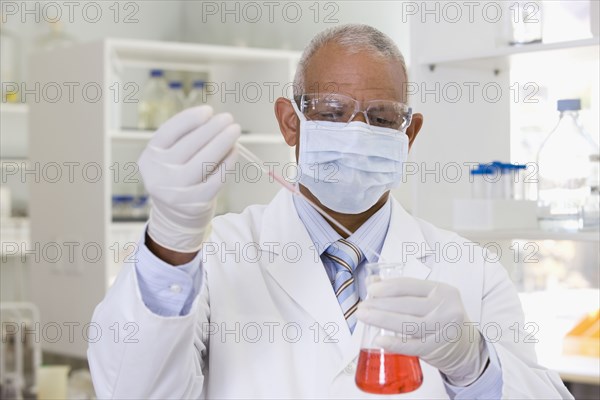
[28,39,299,357]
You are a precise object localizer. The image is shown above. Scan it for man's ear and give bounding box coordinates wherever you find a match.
[274,97,300,146]
[406,113,423,150]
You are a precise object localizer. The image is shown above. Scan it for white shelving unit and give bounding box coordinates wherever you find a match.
[28,39,299,357]
[419,37,600,69]
[456,229,600,243]
[110,129,285,144]
[0,103,29,114]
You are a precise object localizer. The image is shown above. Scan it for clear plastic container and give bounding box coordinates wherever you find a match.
[537,99,599,231]
[492,162,529,199]
[137,70,170,130]
[513,164,529,200]
[471,162,529,200]
[489,162,508,199]
[356,263,423,395]
[470,166,496,199]
[188,80,207,107]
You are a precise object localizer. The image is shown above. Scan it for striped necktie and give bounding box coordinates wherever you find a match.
[324,238,363,333]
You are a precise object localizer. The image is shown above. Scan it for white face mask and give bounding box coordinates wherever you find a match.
[292,101,409,214]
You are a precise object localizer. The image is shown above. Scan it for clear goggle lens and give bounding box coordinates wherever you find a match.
[296,93,412,131]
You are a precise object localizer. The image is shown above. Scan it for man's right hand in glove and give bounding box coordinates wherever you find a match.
[138,105,241,264]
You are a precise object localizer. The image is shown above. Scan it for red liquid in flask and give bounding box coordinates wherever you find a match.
[355,349,423,394]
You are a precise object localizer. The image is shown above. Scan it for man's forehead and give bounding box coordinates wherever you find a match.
[303,45,407,101]
[303,78,406,102]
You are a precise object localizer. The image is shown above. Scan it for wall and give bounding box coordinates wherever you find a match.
[181,1,411,58]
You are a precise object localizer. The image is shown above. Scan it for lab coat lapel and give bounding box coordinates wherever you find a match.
[334,319,366,377]
[260,190,352,356]
[379,197,432,280]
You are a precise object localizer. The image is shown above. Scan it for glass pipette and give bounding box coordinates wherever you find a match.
[236,142,384,261]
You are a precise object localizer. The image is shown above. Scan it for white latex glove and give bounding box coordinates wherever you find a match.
[138,106,241,252]
[356,277,489,387]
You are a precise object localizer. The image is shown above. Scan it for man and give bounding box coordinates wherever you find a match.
[89,24,572,399]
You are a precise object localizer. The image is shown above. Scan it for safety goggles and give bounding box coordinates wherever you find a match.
[294,92,413,132]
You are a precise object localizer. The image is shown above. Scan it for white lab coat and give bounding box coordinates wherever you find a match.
[88,189,572,399]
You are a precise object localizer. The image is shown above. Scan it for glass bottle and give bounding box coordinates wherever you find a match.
[165,81,186,117]
[537,99,599,231]
[36,21,76,51]
[356,263,423,394]
[188,80,207,107]
[137,70,169,130]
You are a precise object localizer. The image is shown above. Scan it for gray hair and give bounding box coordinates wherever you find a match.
[293,24,407,97]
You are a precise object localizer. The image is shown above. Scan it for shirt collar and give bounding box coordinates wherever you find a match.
[293,193,391,263]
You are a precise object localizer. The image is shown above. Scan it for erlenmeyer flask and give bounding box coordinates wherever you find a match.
[355,263,423,394]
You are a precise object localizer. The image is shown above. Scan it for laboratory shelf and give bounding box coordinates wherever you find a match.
[239,133,284,144]
[419,37,600,69]
[112,38,300,63]
[0,103,28,115]
[110,129,154,141]
[111,129,284,144]
[110,221,147,230]
[456,229,600,242]
[110,38,300,73]
[547,356,600,385]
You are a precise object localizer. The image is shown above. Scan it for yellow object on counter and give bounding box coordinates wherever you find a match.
[37,365,70,400]
[563,309,600,358]
[4,90,18,103]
